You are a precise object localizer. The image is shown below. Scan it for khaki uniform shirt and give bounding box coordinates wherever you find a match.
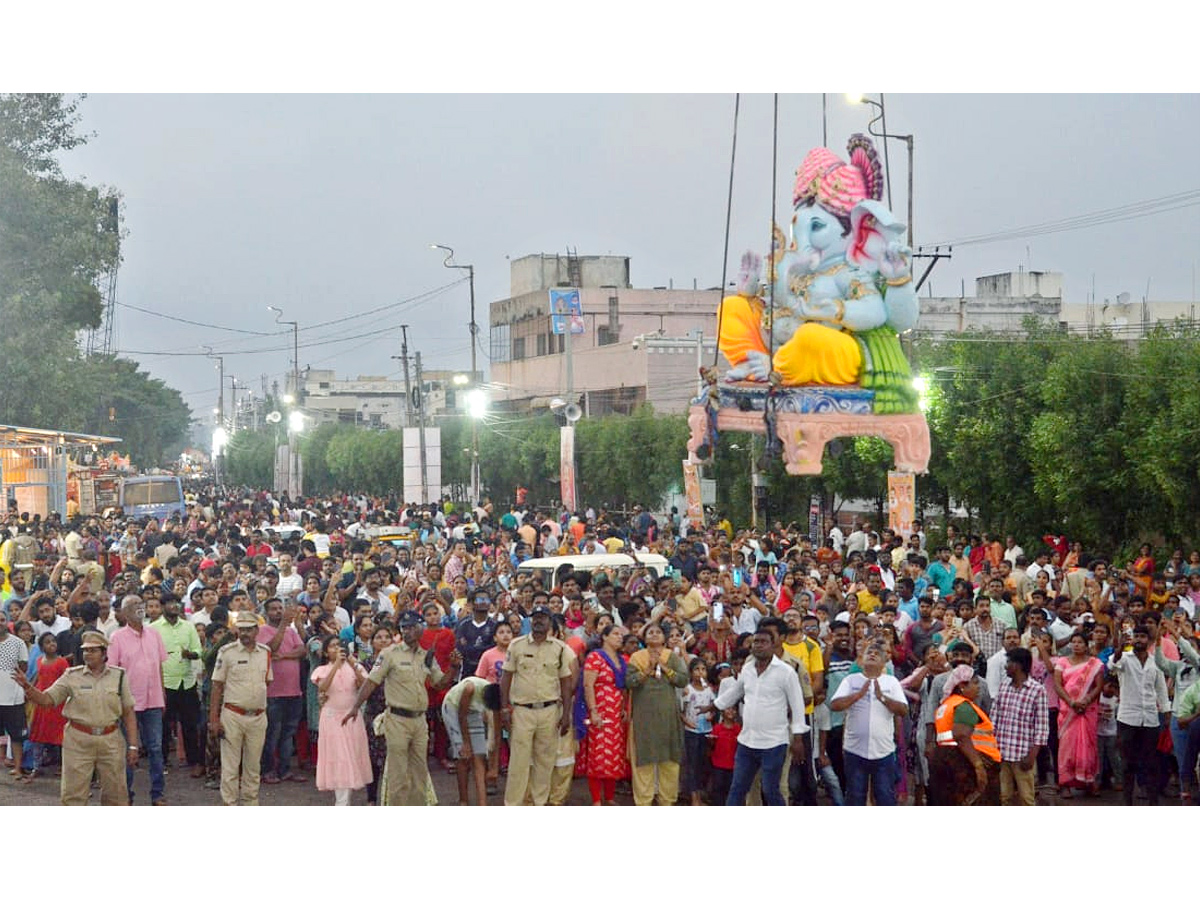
[367,642,442,712]
[211,641,272,709]
[502,635,571,704]
[43,664,135,730]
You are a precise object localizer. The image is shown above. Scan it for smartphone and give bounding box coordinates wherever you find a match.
[732,570,743,588]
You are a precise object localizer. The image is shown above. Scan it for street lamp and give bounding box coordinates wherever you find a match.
[432,244,480,506]
[847,93,914,247]
[203,346,225,429]
[268,306,302,498]
[466,388,487,420]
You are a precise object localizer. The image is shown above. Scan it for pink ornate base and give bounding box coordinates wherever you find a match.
[687,405,930,475]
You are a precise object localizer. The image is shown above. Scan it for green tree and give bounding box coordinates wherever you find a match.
[224,429,276,487]
[0,94,192,459]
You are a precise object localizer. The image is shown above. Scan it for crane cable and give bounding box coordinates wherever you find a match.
[711,93,740,369]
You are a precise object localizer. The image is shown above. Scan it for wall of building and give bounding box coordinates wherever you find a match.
[490,256,721,413]
[509,254,632,295]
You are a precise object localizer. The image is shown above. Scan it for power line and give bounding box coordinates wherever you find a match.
[924,188,1200,248]
[114,300,280,335]
[115,278,468,356]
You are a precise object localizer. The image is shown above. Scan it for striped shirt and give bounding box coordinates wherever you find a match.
[991,676,1049,762]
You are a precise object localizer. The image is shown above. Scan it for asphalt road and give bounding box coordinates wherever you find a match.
[0,752,1154,806]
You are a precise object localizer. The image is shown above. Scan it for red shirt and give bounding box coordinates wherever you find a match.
[246,542,273,557]
[420,627,455,700]
[710,722,742,769]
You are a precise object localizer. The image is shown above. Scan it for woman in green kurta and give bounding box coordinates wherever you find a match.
[626,623,689,806]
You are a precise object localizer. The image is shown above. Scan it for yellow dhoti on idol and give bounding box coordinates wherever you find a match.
[718,294,861,385]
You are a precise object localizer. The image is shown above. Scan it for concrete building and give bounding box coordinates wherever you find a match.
[917,268,1200,339]
[1058,295,1200,338]
[488,253,722,415]
[299,368,466,429]
[916,268,1064,335]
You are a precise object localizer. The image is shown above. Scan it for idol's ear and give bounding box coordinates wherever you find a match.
[848,200,905,270]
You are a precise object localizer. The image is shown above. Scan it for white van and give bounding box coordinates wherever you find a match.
[517,553,669,591]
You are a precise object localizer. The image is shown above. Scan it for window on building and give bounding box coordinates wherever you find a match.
[513,337,526,360]
[536,333,546,356]
[490,323,511,363]
[318,382,329,390]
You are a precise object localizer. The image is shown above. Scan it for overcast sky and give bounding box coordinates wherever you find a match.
[59,93,1200,414]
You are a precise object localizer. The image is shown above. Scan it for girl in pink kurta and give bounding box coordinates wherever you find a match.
[310,636,374,805]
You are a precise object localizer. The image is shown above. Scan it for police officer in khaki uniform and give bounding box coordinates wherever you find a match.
[345,610,460,805]
[208,610,273,806]
[500,605,573,806]
[17,630,139,806]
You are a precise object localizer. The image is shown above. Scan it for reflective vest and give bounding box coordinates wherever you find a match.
[934,694,1001,762]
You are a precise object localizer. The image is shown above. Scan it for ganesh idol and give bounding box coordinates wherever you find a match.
[718,134,919,413]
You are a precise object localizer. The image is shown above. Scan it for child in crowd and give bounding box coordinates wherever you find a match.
[681,659,714,805]
[1097,675,1122,791]
[708,707,741,805]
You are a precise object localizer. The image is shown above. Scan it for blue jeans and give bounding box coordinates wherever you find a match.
[818,760,845,805]
[126,707,165,803]
[1171,716,1190,784]
[844,750,898,806]
[262,696,303,777]
[725,743,788,806]
[1177,716,1200,799]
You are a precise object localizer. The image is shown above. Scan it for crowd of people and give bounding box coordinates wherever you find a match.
[0,491,1197,807]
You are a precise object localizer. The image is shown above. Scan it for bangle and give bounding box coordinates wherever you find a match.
[128,745,139,752]
[886,274,912,287]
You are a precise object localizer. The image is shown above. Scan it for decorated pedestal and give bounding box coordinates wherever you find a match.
[687,384,930,475]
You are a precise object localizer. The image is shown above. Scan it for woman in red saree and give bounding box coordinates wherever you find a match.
[1052,632,1105,798]
[580,625,629,805]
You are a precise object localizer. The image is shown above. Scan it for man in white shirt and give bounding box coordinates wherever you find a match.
[828,525,844,556]
[30,597,71,639]
[1003,536,1025,565]
[0,622,29,771]
[986,628,1023,700]
[1025,549,1053,583]
[274,552,304,600]
[712,628,808,805]
[356,568,398,617]
[844,522,869,558]
[1110,625,1169,806]
[829,640,908,805]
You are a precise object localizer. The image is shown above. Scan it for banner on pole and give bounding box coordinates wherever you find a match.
[887,470,916,538]
[560,425,577,512]
[549,289,585,335]
[683,460,704,532]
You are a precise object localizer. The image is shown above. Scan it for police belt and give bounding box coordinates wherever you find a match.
[388,706,423,718]
[223,703,265,716]
[512,700,561,710]
[69,721,120,736]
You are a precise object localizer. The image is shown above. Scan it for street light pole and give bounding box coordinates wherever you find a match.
[432,244,480,507]
[849,94,914,246]
[204,346,225,482]
[268,306,302,498]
